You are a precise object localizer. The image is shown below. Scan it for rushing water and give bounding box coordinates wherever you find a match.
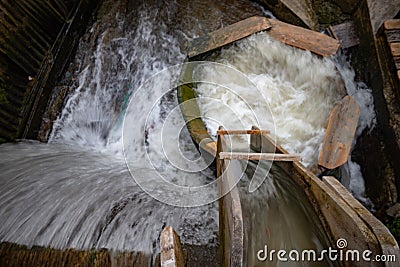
[0,0,376,265]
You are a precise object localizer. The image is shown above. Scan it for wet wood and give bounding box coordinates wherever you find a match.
[219,152,301,161]
[0,242,150,266]
[328,21,360,48]
[160,226,184,267]
[217,126,243,267]
[384,19,400,30]
[318,96,360,170]
[386,30,400,43]
[250,127,392,266]
[187,16,271,58]
[217,129,270,135]
[390,42,400,57]
[266,19,340,57]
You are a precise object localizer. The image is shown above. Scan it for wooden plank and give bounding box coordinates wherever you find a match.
[318,96,360,169]
[384,19,400,31]
[217,126,244,267]
[329,22,360,48]
[217,129,270,135]
[390,42,400,57]
[160,226,184,267]
[398,70,400,81]
[385,30,400,43]
[219,152,301,161]
[266,19,340,57]
[187,16,271,58]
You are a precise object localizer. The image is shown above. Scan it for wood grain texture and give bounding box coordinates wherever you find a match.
[160,226,184,267]
[266,19,340,57]
[187,16,271,58]
[318,96,360,169]
[390,43,400,57]
[384,19,400,30]
[219,152,301,161]
[217,129,270,135]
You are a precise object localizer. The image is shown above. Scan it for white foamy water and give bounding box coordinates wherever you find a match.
[195,33,376,203]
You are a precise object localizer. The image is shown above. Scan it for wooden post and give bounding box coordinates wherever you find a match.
[160,226,184,267]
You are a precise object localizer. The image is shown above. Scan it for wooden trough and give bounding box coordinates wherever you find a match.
[178,16,399,266]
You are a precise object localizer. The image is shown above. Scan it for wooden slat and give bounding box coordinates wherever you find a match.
[385,30,400,43]
[390,43,400,57]
[217,129,270,135]
[384,19,400,31]
[318,96,360,169]
[266,19,340,57]
[219,152,301,161]
[160,226,184,267]
[329,22,359,48]
[187,16,271,58]
[398,70,400,81]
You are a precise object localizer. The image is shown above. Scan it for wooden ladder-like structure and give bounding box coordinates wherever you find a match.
[215,127,301,267]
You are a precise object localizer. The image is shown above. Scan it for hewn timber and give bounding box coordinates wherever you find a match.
[217,127,244,267]
[160,226,184,267]
[0,242,150,266]
[216,129,270,135]
[318,96,360,170]
[187,16,271,58]
[219,152,301,161]
[250,126,399,267]
[266,19,340,57]
[328,21,360,48]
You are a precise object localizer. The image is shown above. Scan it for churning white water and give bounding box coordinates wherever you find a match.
[194,32,376,203]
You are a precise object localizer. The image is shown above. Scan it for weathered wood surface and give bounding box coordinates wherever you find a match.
[160,226,185,267]
[217,129,270,135]
[219,152,301,161]
[322,176,400,265]
[217,127,243,267]
[250,126,393,267]
[266,19,340,57]
[390,43,400,57]
[384,19,400,30]
[318,96,360,170]
[187,16,271,58]
[0,242,149,267]
[329,21,360,48]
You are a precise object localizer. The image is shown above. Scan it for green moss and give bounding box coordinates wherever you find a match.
[386,218,400,243]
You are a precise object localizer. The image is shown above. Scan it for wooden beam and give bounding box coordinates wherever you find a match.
[187,16,271,58]
[217,129,270,135]
[318,96,360,169]
[160,226,184,267]
[219,152,301,161]
[384,19,400,31]
[266,19,340,57]
[328,21,360,48]
[390,43,400,57]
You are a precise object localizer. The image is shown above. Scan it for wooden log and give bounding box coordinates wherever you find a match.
[266,19,340,57]
[219,152,301,161]
[216,129,270,135]
[187,16,271,58]
[160,226,184,267]
[318,96,360,169]
[384,19,400,31]
[390,43,400,57]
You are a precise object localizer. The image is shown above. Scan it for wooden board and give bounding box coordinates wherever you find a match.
[329,21,360,48]
[390,42,400,57]
[219,152,301,161]
[187,16,271,58]
[386,30,400,43]
[266,19,340,57]
[318,96,360,169]
[217,129,270,135]
[160,226,184,267]
[384,19,400,30]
